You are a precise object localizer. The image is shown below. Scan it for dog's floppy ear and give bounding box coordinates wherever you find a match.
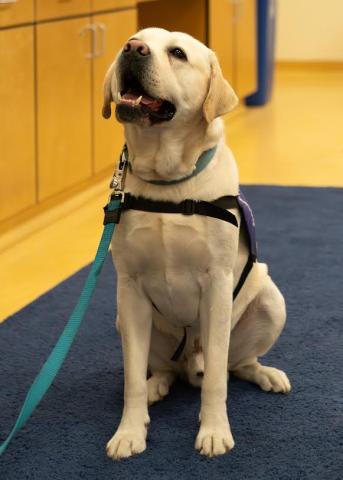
[102,61,117,119]
[203,51,238,123]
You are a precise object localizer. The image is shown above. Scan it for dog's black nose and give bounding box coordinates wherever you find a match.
[123,39,150,57]
[196,371,204,378]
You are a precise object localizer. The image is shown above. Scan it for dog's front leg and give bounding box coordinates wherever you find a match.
[106,275,152,460]
[195,269,235,457]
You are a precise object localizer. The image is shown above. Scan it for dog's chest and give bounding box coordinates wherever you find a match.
[112,210,237,326]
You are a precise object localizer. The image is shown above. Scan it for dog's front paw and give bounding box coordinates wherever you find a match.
[195,425,234,457]
[106,428,147,460]
[195,410,234,457]
[147,374,170,405]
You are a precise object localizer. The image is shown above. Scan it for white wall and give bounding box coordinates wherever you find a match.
[276,0,343,61]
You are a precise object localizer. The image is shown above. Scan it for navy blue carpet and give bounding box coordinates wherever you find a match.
[1,186,342,480]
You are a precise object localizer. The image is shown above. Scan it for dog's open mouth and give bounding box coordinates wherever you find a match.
[116,75,176,124]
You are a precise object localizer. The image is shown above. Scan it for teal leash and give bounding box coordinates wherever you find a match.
[0,196,120,456]
[0,139,131,458]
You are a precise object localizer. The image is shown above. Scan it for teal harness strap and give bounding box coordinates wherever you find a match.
[0,197,121,456]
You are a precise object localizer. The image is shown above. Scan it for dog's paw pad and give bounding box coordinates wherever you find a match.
[106,430,146,460]
[257,366,291,393]
[147,375,170,405]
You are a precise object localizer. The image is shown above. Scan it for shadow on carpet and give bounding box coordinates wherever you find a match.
[1,186,342,480]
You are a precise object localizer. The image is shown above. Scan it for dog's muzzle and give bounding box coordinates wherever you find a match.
[115,40,176,125]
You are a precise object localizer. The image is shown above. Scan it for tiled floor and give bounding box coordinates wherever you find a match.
[1,67,343,321]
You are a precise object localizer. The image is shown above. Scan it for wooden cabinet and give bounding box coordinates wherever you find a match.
[235,0,257,97]
[208,0,235,85]
[92,9,137,172]
[138,0,206,43]
[139,0,256,98]
[0,26,35,222]
[0,0,257,231]
[36,18,92,201]
[36,0,91,21]
[209,0,257,97]
[91,0,135,11]
[0,0,33,28]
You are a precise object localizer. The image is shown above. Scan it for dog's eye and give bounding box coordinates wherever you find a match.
[169,47,187,61]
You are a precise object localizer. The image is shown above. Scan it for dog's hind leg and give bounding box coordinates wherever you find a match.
[147,324,178,404]
[147,370,176,405]
[229,275,291,393]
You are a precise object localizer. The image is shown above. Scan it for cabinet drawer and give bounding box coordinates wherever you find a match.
[36,0,91,21]
[91,0,135,12]
[0,26,35,222]
[37,18,92,200]
[93,9,137,172]
[0,0,34,28]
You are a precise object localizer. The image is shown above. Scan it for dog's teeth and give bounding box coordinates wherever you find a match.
[118,92,122,101]
[135,95,143,105]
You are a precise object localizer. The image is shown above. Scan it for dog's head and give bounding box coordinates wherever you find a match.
[102,28,238,127]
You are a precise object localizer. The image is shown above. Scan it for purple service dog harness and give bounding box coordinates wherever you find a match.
[237,192,258,260]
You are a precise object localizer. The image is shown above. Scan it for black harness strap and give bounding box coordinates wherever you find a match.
[170,328,188,362]
[233,254,255,300]
[120,193,239,227]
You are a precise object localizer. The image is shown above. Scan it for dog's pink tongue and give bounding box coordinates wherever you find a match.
[121,92,162,111]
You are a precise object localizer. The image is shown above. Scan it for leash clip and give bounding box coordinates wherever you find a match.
[108,146,129,203]
[104,146,129,224]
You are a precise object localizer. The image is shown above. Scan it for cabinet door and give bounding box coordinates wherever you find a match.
[0,0,33,28]
[208,0,234,85]
[91,0,135,11]
[36,0,91,21]
[0,26,35,222]
[93,9,137,173]
[37,18,92,201]
[235,0,257,97]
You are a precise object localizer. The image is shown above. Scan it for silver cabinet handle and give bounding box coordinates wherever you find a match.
[96,23,107,57]
[0,0,18,4]
[79,23,97,59]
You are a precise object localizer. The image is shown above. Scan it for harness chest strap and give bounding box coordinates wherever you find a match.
[104,192,239,227]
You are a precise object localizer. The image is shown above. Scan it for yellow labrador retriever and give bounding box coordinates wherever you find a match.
[102,28,291,460]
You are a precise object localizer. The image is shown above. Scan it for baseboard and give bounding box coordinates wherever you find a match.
[276,61,343,71]
[0,172,112,253]
[0,166,114,239]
